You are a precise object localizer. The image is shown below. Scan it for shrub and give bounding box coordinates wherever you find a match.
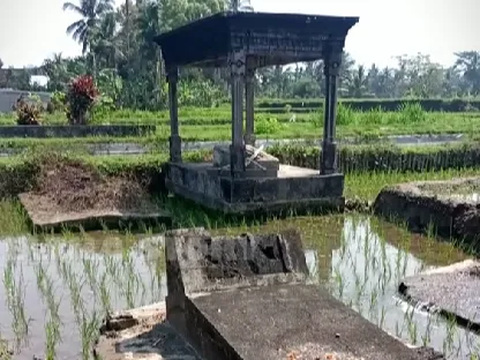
[12,95,43,125]
[91,95,116,123]
[397,102,427,123]
[65,75,99,125]
[46,91,66,114]
[255,114,282,135]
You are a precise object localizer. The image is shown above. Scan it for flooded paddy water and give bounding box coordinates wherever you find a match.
[0,214,479,360]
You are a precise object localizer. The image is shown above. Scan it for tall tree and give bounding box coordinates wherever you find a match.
[63,0,115,77]
[454,51,480,95]
[63,0,115,53]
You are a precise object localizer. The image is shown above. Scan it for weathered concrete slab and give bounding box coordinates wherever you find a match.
[186,283,440,360]
[373,177,480,250]
[165,227,309,336]
[399,259,480,332]
[165,228,442,360]
[94,302,201,360]
[163,162,345,215]
[0,125,156,138]
[19,193,171,233]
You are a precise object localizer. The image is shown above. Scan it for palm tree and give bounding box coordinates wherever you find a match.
[63,0,115,54]
[454,51,480,95]
[91,12,123,69]
[347,65,368,98]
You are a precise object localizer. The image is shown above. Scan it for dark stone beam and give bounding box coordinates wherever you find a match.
[244,65,256,146]
[167,66,182,163]
[320,45,342,175]
[229,50,246,176]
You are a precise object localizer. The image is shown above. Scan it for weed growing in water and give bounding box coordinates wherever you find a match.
[3,245,29,352]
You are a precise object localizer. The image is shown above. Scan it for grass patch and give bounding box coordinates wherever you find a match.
[1,105,480,142]
[1,144,480,203]
[345,169,480,201]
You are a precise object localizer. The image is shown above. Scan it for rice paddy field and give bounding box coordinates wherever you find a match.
[1,103,480,143]
[0,167,480,359]
[1,101,480,359]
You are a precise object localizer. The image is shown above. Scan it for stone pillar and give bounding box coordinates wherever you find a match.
[167,66,181,163]
[229,50,246,176]
[320,48,342,175]
[244,66,256,146]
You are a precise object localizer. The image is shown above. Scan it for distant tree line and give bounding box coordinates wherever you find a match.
[1,0,479,110]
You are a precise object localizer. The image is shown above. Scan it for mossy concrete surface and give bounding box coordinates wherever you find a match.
[373,177,480,251]
[399,260,480,333]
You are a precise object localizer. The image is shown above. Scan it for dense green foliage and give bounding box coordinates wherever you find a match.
[1,1,479,110]
[1,102,479,143]
[257,98,480,113]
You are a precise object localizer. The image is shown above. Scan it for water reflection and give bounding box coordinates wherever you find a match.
[0,215,479,359]
[321,217,478,359]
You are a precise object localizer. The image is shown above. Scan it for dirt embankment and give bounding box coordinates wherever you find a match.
[29,155,154,214]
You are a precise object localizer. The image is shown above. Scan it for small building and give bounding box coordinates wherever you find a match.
[155,11,359,215]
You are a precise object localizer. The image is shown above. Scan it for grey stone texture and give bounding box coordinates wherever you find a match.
[165,228,309,336]
[163,162,345,215]
[399,260,480,333]
[373,177,480,251]
[164,228,440,360]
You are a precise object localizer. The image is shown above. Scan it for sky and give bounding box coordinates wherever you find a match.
[0,0,479,69]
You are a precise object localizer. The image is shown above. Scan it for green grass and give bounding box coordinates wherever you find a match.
[0,112,479,150]
[345,169,480,200]
[2,144,480,202]
[1,103,480,143]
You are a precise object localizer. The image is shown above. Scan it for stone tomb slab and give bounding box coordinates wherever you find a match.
[163,161,345,215]
[373,177,480,249]
[165,228,440,360]
[399,259,480,332]
[165,228,310,336]
[185,283,433,360]
[19,193,172,233]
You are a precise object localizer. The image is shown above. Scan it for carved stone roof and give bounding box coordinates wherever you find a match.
[154,11,359,68]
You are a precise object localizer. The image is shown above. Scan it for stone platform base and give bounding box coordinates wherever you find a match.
[163,162,345,215]
[373,177,480,250]
[184,283,436,360]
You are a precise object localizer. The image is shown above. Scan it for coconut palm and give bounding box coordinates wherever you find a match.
[63,0,115,54]
[91,12,124,69]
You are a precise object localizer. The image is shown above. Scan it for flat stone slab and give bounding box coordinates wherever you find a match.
[185,283,434,360]
[373,177,480,249]
[94,302,201,360]
[19,193,171,232]
[399,260,480,331]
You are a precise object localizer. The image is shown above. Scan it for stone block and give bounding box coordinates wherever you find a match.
[165,227,308,336]
[164,227,434,360]
[212,144,280,173]
[164,162,345,215]
[373,177,480,250]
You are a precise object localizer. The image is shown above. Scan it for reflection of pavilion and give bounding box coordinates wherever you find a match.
[155,12,359,215]
[300,215,346,284]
